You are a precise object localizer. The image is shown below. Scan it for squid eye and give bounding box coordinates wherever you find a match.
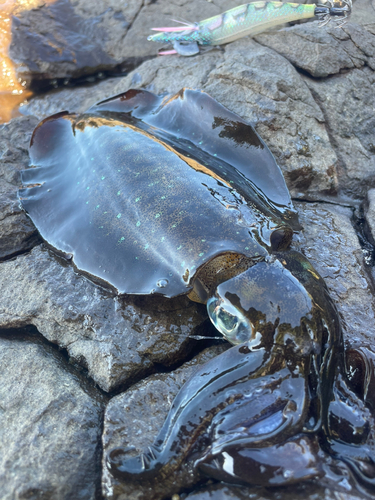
[207,297,251,345]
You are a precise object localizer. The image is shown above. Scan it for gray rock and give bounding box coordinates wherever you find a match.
[293,202,375,347]
[0,333,105,500]
[8,0,255,86]
[305,67,375,198]
[255,16,375,78]
[202,39,338,199]
[365,188,375,239]
[0,116,41,259]
[0,245,207,392]
[10,0,144,84]
[22,51,224,119]
[121,0,247,60]
[11,0,374,86]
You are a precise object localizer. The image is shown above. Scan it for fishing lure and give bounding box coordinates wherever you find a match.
[148,0,352,56]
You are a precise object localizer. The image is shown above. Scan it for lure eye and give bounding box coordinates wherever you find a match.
[207,296,251,345]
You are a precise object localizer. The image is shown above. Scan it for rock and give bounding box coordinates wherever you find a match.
[293,202,375,348]
[0,245,207,392]
[9,0,144,84]
[305,67,375,198]
[365,188,375,240]
[202,39,338,199]
[0,115,41,259]
[0,331,105,500]
[120,0,246,60]
[10,0,375,87]
[102,345,228,500]
[9,0,255,87]
[255,16,375,78]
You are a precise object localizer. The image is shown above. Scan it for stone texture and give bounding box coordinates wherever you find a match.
[0,245,207,392]
[0,115,41,259]
[0,332,105,500]
[10,0,375,86]
[8,0,254,86]
[255,16,375,78]
[305,67,375,198]
[365,188,375,239]
[202,39,338,199]
[293,202,375,348]
[120,0,246,60]
[10,0,144,84]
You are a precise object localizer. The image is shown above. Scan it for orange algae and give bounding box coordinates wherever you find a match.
[0,0,55,123]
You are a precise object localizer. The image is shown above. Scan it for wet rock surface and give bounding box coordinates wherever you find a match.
[9,0,251,86]
[0,115,41,259]
[293,202,375,344]
[1,0,375,499]
[0,245,206,392]
[0,329,106,500]
[10,0,144,83]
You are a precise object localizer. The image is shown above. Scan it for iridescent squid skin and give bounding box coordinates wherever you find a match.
[148,0,352,56]
[107,251,375,490]
[18,88,375,493]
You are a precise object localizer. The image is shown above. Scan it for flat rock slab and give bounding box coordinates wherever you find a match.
[0,245,207,392]
[0,332,105,500]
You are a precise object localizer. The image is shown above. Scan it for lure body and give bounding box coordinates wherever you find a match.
[149,0,352,56]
